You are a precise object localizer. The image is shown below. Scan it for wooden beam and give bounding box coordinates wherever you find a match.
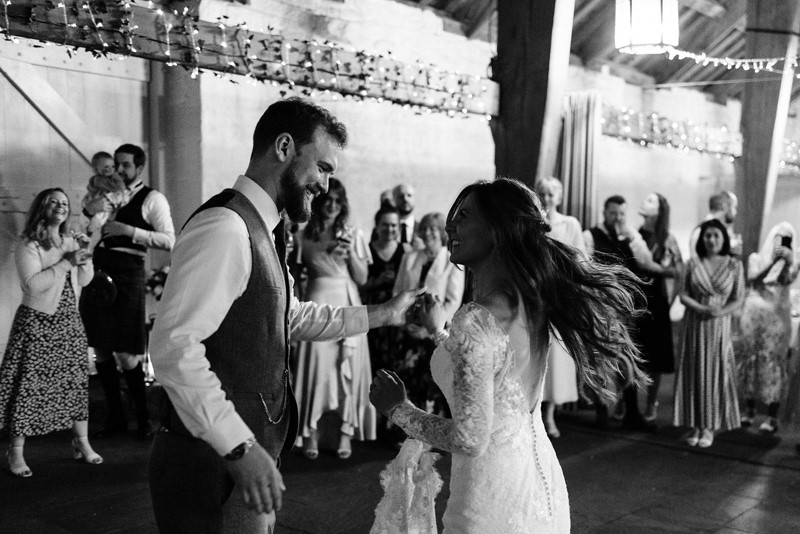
[659,0,746,82]
[679,0,726,18]
[577,1,616,64]
[735,0,800,257]
[0,0,498,116]
[492,0,575,185]
[573,0,606,28]
[464,0,496,39]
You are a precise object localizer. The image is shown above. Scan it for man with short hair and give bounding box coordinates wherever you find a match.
[584,195,659,432]
[689,190,741,256]
[148,98,419,533]
[392,183,418,246]
[81,143,175,440]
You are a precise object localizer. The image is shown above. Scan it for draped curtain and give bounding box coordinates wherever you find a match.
[559,91,601,229]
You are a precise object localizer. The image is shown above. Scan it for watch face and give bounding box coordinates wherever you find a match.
[225,444,245,461]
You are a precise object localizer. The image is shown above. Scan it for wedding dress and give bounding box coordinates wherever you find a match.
[372,302,570,533]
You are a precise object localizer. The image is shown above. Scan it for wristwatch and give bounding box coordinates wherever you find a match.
[224,436,257,461]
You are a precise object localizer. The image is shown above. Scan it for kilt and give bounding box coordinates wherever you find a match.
[80,248,147,354]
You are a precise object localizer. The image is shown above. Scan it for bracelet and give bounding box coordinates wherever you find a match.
[432,328,449,345]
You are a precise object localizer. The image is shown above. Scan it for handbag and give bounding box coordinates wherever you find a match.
[83,269,117,308]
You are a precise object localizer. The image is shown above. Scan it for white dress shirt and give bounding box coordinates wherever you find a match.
[149,175,369,456]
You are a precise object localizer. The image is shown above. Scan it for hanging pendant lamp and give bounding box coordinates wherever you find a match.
[615,0,679,55]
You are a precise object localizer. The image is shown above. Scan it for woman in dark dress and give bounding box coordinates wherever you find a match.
[362,205,407,372]
[637,193,683,421]
[0,188,102,477]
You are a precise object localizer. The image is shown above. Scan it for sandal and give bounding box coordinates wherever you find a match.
[7,447,32,478]
[759,418,778,434]
[302,433,319,460]
[697,429,714,448]
[337,433,352,460]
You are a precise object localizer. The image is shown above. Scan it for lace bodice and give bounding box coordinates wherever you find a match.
[382,303,570,533]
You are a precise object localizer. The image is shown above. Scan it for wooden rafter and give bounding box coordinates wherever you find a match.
[464,0,496,39]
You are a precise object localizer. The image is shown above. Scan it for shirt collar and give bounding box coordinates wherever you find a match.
[233,175,281,232]
[127,179,144,195]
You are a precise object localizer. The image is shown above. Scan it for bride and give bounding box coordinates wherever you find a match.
[370,178,647,533]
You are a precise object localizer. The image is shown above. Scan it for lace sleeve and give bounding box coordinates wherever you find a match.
[390,305,501,457]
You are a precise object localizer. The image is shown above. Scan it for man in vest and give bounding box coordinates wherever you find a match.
[148,98,421,533]
[583,194,657,432]
[81,143,175,440]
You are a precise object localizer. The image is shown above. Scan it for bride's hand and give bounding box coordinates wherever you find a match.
[369,369,408,417]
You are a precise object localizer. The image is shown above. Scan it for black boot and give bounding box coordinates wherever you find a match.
[94,359,127,438]
[124,363,153,440]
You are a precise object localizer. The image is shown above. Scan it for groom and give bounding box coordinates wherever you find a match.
[148,97,420,533]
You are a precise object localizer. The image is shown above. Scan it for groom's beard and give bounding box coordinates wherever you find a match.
[280,160,313,223]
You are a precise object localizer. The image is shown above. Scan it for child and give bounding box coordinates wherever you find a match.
[80,152,130,241]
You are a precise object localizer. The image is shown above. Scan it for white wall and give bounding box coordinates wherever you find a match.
[192,0,496,234]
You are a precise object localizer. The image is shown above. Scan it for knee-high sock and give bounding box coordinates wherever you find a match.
[96,359,126,427]
[123,363,150,429]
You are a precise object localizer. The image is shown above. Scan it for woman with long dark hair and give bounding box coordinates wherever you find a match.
[292,178,375,459]
[673,219,744,448]
[0,188,101,477]
[637,192,683,421]
[370,178,646,532]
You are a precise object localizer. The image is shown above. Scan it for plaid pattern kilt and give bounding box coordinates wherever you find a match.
[80,248,147,354]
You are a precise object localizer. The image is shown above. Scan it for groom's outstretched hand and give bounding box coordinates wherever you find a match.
[367,288,426,329]
[226,443,285,515]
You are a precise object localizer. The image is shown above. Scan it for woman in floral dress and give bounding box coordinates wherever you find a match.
[0,188,102,477]
[673,219,745,448]
[737,222,798,433]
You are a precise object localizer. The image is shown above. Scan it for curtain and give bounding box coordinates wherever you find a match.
[560,91,601,229]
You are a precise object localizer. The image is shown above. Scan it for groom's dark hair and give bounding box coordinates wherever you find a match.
[250,97,348,160]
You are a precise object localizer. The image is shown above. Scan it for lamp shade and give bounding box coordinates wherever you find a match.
[615,0,679,55]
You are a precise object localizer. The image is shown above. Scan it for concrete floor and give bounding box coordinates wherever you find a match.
[1,381,799,533]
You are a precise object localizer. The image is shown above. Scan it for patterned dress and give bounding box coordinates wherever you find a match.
[673,257,744,431]
[364,242,405,372]
[736,257,794,404]
[0,273,89,436]
[376,303,570,533]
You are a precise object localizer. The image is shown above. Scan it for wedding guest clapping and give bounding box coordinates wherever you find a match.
[0,188,101,478]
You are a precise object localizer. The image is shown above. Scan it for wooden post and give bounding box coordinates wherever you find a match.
[735,0,800,257]
[492,0,575,186]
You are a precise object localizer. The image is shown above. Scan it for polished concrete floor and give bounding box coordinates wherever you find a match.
[1,380,799,534]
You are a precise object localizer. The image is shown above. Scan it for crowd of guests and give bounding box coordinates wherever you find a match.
[2,141,800,481]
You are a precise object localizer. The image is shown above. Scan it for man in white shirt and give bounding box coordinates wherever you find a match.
[80,143,175,441]
[148,98,420,533]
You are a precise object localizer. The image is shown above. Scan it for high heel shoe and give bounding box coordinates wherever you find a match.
[683,428,700,447]
[72,438,103,465]
[7,447,32,478]
[337,433,352,460]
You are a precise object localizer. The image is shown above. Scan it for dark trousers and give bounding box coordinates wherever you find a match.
[149,431,234,533]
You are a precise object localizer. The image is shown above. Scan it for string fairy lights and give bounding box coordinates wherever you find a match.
[0,0,497,118]
[663,46,800,77]
[601,103,800,172]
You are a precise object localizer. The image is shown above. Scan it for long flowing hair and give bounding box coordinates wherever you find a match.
[642,193,670,263]
[448,178,648,402]
[21,188,70,250]
[305,177,350,241]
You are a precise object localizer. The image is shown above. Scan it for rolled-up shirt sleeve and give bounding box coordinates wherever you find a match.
[133,190,175,251]
[148,208,253,456]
